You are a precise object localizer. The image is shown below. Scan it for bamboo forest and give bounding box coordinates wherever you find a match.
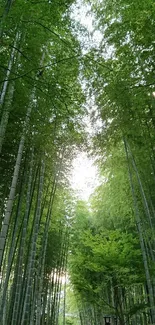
[0,0,155,324]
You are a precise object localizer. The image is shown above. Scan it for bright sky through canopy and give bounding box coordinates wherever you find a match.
[70,153,98,201]
[71,0,102,50]
[70,1,101,201]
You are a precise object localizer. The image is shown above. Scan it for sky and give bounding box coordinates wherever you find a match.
[71,0,102,50]
[70,1,101,201]
[70,152,99,201]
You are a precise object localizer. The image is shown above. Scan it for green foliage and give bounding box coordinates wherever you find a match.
[1,0,155,324]
[69,196,149,322]
[0,0,88,324]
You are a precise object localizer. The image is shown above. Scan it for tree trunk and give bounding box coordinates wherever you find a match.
[124,137,155,324]
[0,31,20,108]
[0,91,34,269]
[21,159,45,325]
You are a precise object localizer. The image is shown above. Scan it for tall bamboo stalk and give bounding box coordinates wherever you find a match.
[0,31,20,109]
[21,159,45,325]
[0,94,34,269]
[124,137,155,324]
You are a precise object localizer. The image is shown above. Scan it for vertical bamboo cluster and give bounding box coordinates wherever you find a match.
[72,0,155,323]
[0,0,85,324]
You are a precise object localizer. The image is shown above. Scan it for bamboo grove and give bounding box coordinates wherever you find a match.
[69,1,155,325]
[1,0,155,325]
[0,0,86,324]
